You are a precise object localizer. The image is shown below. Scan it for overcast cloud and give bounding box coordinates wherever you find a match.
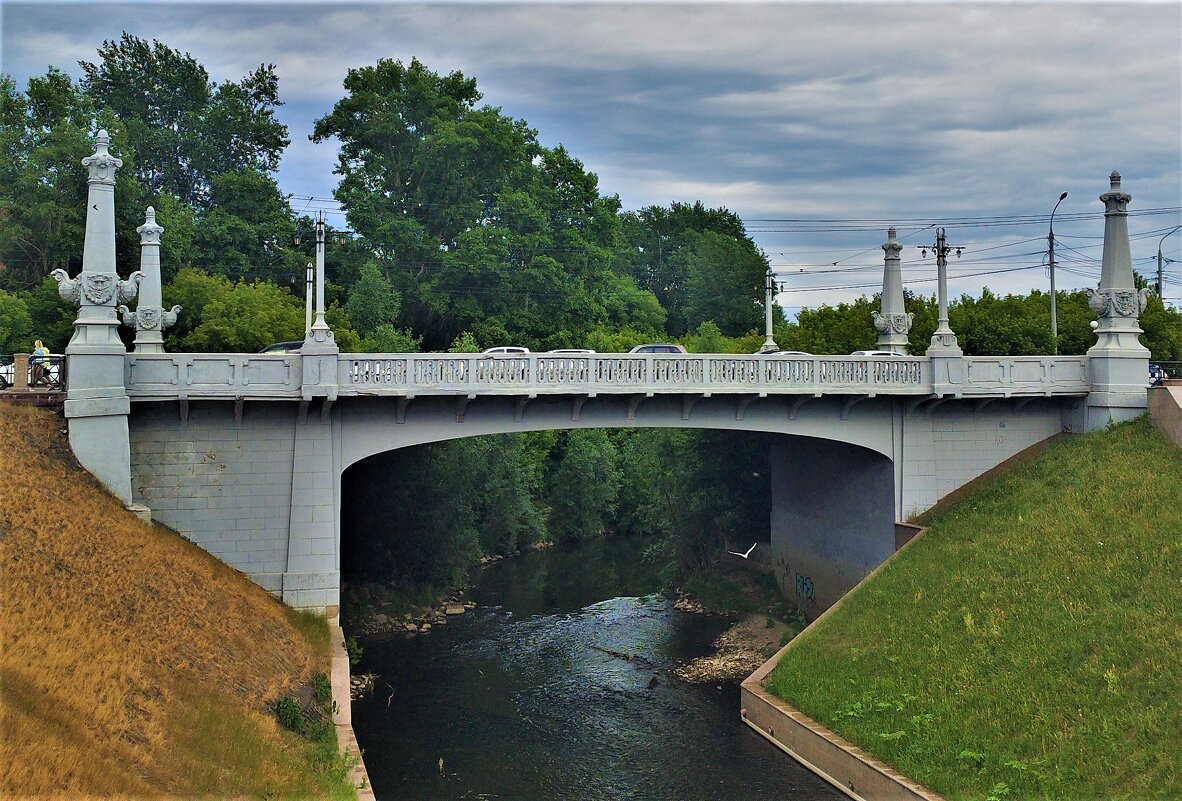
[3,1,1180,312]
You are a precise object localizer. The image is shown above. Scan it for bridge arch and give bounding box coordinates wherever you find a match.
[336,393,898,472]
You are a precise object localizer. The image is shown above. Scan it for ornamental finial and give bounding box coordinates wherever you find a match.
[887,226,897,240]
[1109,170,1121,189]
[137,206,164,245]
[82,128,122,186]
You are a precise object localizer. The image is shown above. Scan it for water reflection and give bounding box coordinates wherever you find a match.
[350,536,842,801]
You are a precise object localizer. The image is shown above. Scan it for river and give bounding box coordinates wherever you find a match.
[349,536,843,801]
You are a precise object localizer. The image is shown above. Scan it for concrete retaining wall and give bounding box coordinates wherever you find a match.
[741,527,945,801]
[329,625,375,801]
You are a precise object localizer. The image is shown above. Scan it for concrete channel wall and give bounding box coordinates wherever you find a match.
[330,624,376,801]
[740,527,946,801]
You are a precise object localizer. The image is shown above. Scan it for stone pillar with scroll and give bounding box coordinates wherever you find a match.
[120,206,180,353]
[872,227,912,354]
[51,130,142,504]
[1085,171,1151,428]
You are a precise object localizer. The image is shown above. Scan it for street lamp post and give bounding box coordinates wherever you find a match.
[1048,191,1068,355]
[1157,225,1181,305]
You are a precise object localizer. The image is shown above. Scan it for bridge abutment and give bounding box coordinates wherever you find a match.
[283,408,341,613]
[770,437,896,614]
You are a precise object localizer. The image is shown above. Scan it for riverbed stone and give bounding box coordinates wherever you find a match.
[445,604,465,616]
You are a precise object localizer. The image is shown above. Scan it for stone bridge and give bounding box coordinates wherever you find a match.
[50,132,1153,618]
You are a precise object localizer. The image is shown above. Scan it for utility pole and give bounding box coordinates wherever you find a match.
[304,262,314,334]
[760,266,781,353]
[1158,225,1180,304]
[921,227,963,355]
[1048,192,1068,355]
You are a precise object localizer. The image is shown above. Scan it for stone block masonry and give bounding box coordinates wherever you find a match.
[129,400,339,609]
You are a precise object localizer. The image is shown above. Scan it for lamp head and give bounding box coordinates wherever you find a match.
[1059,191,1069,201]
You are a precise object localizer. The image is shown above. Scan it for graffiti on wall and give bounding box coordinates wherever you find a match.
[795,572,815,602]
[776,553,816,604]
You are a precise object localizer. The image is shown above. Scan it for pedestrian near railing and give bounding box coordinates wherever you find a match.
[0,352,66,391]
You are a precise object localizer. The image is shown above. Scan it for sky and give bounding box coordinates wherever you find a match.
[2,1,1180,315]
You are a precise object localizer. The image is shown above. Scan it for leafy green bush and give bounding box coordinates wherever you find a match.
[275,696,303,733]
[311,671,331,706]
[345,637,363,667]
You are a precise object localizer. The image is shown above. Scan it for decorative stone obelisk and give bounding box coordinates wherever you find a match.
[120,207,180,353]
[872,227,912,354]
[1084,171,1151,429]
[51,130,142,504]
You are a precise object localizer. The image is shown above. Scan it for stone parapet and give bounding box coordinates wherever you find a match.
[1148,384,1182,447]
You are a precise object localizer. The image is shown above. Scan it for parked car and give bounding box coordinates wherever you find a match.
[547,348,596,354]
[755,349,811,356]
[482,346,531,355]
[258,341,303,354]
[850,350,907,357]
[629,343,687,354]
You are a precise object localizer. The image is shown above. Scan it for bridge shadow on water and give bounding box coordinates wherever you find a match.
[345,533,846,801]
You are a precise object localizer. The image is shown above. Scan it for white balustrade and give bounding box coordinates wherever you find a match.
[124,352,1091,402]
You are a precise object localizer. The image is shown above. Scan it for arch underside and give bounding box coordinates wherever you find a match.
[337,393,896,471]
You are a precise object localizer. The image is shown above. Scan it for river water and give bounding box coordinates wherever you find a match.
[350,536,843,801]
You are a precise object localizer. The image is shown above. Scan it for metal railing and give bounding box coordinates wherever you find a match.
[0,353,66,391]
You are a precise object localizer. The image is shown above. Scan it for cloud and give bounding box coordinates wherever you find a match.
[2,1,1179,309]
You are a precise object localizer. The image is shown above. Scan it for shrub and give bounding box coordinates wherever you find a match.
[275,696,303,733]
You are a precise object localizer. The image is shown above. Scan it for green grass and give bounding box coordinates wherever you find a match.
[285,606,333,657]
[766,417,1181,801]
[164,681,356,800]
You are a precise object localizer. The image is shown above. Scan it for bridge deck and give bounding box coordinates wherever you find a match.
[121,353,1090,402]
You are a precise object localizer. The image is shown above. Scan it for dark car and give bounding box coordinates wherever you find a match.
[258,341,304,354]
[629,343,688,354]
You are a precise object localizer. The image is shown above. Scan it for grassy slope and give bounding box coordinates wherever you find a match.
[0,404,354,799]
[767,417,1180,801]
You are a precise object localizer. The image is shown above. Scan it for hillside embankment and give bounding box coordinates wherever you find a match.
[766,416,1181,801]
[0,404,355,799]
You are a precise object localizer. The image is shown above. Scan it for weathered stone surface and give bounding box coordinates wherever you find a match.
[445,604,465,616]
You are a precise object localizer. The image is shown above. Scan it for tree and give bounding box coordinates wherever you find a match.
[621,202,764,336]
[0,71,146,288]
[21,276,75,352]
[0,290,32,354]
[191,168,299,284]
[360,324,421,353]
[471,435,546,555]
[314,58,660,351]
[546,429,621,543]
[80,34,288,206]
[681,230,767,337]
[345,262,400,336]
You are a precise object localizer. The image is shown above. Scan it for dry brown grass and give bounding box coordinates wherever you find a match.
[0,404,337,799]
